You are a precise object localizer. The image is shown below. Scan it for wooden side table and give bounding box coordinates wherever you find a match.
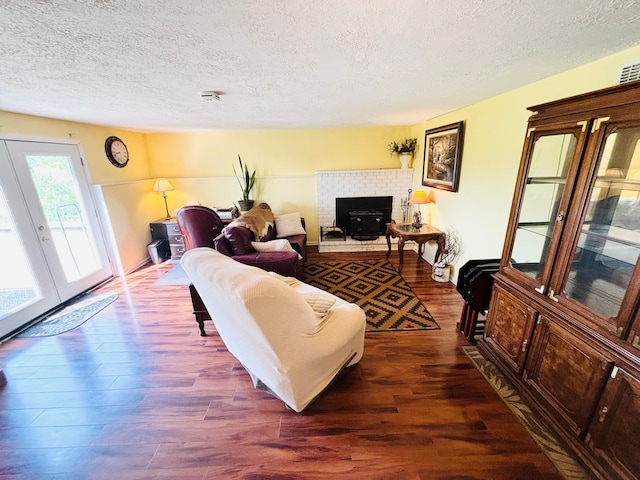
[385,223,445,272]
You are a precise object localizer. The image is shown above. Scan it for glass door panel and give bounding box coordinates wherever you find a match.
[6,141,111,300]
[26,154,102,282]
[563,127,640,320]
[510,132,578,281]
[0,144,58,337]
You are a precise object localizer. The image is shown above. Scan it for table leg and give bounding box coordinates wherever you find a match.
[397,237,405,272]
[434,234,446,264]
[385,229,392,260]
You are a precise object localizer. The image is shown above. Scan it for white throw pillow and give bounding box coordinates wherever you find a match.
[251,239,296,254]
[275,212,306,238]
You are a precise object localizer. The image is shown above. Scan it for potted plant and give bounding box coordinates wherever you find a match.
[388,138,418,169]
[432,227,463,283]
[233,155,256,211]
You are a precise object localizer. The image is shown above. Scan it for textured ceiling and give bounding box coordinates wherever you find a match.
[1,0,640,132]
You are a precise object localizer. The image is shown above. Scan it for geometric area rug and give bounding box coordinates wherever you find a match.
[17,293,118,337]
[303,259,439,332]
[463,346,591,480]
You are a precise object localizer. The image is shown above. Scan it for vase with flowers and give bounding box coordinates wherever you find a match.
[388,138,418,169]
[432,227,463,283]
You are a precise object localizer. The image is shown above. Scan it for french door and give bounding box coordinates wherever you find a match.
[0,139,112,338]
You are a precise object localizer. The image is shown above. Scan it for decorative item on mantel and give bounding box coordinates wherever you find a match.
[388,138,418,169]
[432,227,463,283]
[408,189,432,228]
[233,155,256,211]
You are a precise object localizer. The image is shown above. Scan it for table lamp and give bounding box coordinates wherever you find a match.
[153,178,174,220]
[408,189,431,228]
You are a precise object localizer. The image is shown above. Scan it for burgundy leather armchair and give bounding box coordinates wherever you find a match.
[176,205,225,250]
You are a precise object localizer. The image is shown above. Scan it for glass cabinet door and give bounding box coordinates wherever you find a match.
[558,125,640,332]
[507,130,579,285]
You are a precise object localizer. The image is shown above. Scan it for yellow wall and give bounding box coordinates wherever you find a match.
[0,111,157,272]
[2,43,639,277]
[146,126,414,244]
[410,44,640,280]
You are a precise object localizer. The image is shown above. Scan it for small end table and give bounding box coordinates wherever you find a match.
[385,223,445,272]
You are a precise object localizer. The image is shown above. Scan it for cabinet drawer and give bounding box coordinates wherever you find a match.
[170,244,185,259]
[166,223,181,235]
[169,233,184,245]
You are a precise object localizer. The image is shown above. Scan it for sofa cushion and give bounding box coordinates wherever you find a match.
[275,212,306,238]
[222,225,254,255]
[251,239,297,255]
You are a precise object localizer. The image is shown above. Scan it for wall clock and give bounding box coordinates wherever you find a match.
[105,136,129,168]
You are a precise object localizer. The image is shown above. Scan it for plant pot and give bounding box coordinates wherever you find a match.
[238,200,254,211]
[399,152,412,169]
[431,262,450,283]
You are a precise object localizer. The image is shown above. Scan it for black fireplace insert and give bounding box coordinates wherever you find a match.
[336,196,392,239]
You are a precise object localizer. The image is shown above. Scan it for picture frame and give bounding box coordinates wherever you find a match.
[422,121,464,192]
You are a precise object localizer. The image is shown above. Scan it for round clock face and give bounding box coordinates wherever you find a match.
[105,136,129,168]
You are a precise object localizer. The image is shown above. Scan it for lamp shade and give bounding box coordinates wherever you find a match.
[408,189,430,204]
[153,178,174,193]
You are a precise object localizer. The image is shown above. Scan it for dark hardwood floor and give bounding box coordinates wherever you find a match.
[0,247,563,479]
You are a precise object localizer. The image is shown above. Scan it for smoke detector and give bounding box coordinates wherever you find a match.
[200,91,221,101]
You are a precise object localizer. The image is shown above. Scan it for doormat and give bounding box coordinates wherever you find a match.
[303,260,439,331]
[463,346,590,480]
[0,289,36,317]
[17,293,118,337]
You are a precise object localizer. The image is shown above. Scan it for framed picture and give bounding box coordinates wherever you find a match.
[422,121,464,192]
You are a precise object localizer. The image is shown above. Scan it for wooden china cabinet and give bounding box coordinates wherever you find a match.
[477,81,640,480]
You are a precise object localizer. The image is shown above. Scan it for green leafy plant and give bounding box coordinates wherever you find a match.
[233,155,256,201]
[388,138,418,156]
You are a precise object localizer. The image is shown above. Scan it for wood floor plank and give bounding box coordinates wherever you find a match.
[0,247,567,479]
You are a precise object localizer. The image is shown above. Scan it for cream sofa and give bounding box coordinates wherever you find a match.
[181,247,366,412]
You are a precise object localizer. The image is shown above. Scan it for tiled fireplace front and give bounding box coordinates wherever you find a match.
[316,169,414,252]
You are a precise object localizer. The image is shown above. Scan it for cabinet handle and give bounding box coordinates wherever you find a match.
[556,211,564,222]
[522,339,528,352]
[598,406,608,423]
[548,289,559,302]
[534,285,544,294]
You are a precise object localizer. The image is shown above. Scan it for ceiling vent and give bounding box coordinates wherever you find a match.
[618,60,640,84]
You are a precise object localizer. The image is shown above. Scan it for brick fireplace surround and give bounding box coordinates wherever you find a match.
[316,169,414,253]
